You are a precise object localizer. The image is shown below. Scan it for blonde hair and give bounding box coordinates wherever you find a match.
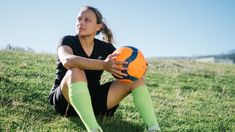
[83,6,113,44]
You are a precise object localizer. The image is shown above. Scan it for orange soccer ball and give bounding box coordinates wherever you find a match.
[113,46,147,82]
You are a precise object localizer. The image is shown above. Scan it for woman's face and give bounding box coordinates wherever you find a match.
[76,8,102,37]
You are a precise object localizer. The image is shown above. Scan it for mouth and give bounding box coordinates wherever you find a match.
[78,27,86,31]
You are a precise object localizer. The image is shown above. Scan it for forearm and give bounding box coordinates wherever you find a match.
[64,55,105,70]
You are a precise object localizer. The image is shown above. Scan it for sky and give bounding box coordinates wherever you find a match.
[0,0,234,57]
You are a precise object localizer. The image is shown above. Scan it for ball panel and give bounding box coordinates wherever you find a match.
[128,50,146,78]
[115,47,133,62]
[112,46,146,82]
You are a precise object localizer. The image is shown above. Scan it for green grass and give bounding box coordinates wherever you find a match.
[0,50,235,131]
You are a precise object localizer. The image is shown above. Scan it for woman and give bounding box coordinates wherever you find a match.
[48,6,160,132]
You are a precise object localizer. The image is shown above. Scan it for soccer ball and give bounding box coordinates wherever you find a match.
[113,46,147,82]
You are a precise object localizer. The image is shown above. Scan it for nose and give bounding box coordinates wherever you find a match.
[76,20,83,28]
[79,19,86,26]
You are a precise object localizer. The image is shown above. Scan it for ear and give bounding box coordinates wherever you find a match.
[96,23,102,32]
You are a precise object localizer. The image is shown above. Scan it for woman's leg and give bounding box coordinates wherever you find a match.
[107,78,160,131]
[60,68,87,103]
[106,78,145,110]
[60,68,102,132]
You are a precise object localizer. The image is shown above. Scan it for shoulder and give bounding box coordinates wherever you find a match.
[58,35,77,48]
[60,35,77,42]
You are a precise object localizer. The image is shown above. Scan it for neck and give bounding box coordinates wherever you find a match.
[78,35,95,48]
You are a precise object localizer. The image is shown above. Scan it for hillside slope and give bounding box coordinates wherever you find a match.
[0,50,235,131]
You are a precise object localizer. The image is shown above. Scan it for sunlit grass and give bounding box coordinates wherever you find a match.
[1,50,234,131]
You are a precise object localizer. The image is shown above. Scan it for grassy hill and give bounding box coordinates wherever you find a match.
[0,50,235,131]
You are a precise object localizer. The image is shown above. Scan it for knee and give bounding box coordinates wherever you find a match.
[66,68,87,83]
[130,78,145,91]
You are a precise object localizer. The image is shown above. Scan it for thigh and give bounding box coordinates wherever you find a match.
[106,78,145,110]
[106,80,132,110]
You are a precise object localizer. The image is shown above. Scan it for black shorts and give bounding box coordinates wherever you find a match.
[48,81,118,117]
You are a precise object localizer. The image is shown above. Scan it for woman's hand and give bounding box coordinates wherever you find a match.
[103,52,128,78]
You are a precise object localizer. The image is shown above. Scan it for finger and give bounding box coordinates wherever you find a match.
[112,69,128,77]
[112,64,128,71]
[109,52,120,59]
[112,69,124,78]
[115,61,128,65]
[120,67,128,71]
[113,73,123,79]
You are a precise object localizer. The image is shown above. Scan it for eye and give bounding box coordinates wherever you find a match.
[85,18,90,22]
[77,17,82,22]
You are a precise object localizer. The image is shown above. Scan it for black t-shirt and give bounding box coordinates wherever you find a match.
[50,35,116,93]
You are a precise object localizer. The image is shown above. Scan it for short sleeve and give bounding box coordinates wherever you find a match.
[57,35,74,49]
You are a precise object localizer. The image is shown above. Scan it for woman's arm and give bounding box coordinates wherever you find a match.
[58,45,104,70]
[58,45,127,78]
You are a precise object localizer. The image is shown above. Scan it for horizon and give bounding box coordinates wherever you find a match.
[2,44,235,59]
[0,0,234,58]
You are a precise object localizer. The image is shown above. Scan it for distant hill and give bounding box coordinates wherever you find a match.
[149,49,235,64]
[194,52,235,64]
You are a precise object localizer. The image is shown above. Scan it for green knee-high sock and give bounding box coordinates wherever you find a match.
[131,85,159,129]
[69,82,102,132]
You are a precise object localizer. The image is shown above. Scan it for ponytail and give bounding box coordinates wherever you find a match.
[84,6,114,44]
[101,23,113,44]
